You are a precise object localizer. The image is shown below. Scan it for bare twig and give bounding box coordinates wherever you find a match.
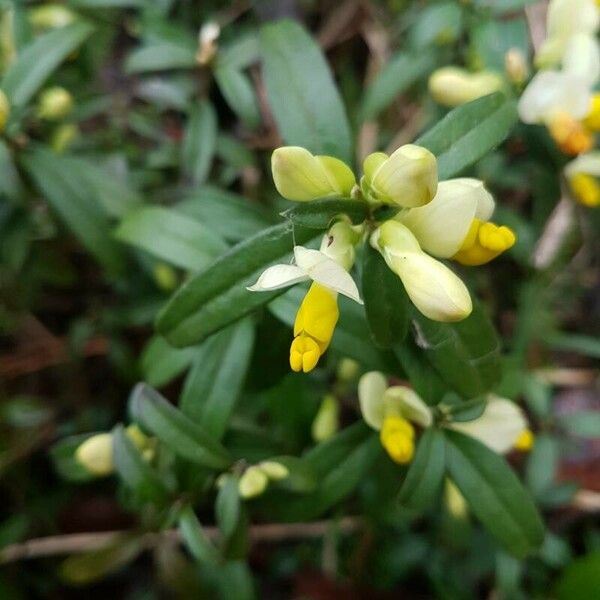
[0,517,363,565]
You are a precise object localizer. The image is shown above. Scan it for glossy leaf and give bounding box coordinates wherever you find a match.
[156,223,319,347]
[115,206,227,271]
[216,475,241,540]
[182,100,218,185]
[398,428,445,510]
[125,43,196,73]
[179,318,255,439]
[178,506,219,564]
[129,384,231,469]
[362,244,409,348]
[415,93,518,180]
[214,66,261,129]
[112,424,168,502]
[281,199,369,229]
[411,300,501,399]
[445,429,544,558]
[361,50,436,121]
[2,22,94,107]
[260,19,352,162]
[22,148,125,272]
[139,335,197,388]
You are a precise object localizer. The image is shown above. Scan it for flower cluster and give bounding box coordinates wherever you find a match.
[518,0,600,159]
[358,372,534,464]
[248,145,516,373]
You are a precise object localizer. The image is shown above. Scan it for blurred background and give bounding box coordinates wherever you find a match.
[0,0,598,598]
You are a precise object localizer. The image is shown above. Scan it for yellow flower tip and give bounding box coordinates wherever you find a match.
[290,334,321,373]
[548,113,594,156]
[291,283,339,372]
[75,433,114,477]
[514,429,535,452]
[380,415,415,464]
[570,172,600,206]
[584,94,600,132]
[453,219,516,266]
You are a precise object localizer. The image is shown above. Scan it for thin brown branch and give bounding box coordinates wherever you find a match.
[0,517,362,565]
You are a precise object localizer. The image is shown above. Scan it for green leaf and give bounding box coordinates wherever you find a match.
[408,2,463,49]
[176,185,274,243]
[260,19,352,162]
[362,244,409,348]
[2,21,94,107]
[22,147,125,272]
[547,333,600,359]
[214,66,261,129]
[471,18,529,72]
[129,384,231,469]
[216,475,241,541]
[49,434,97,483]
[525,434,559,498]
[361,50,436,121]
[281,199,368,229]
[179,318,255,439]
[559,411,600,438]
[182,100,218,186]
[415,93,518,180]
[398,428,445,510]
[266,456,317,494]
[112,424,168,502]
[114,206,227,271]
[59,534,143,585]
[215,561,256,600]
[156,223,319,347]
[411,299,501,399]
[444,429,544,558]
[554,551,600,600]
[0,141,22,201]
[125,43,196,73]
[179,506,219,564]
[139,335,197,388]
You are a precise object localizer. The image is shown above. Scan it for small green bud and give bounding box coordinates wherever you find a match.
[429,67,504,108]
[238,466,269,499]
[445,479,468,519]
[257,460,289,480]
[51,123,78,153]
[38,87,74,120]
[336,357,360,383]
[271,146,355,201]
[153,262,178,291]
[311,395,339,442]
[0,88,9,133]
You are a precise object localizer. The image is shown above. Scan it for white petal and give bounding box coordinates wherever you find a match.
[247,264,308,292]
[383,386,433,427]
[451,178,495,221]
[384,249,472,322]
[358,371,388,430]
[565,151,600,178]
[448,396,527,454]
[562,33,600,86]
[518,71,592,124]
[293,246,363,303]
[397,180,479,258]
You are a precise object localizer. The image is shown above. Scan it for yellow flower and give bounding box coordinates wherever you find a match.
[565,152,600,206]
[514,429,535,451]
[452,219,516,266]
[380,415,415,464]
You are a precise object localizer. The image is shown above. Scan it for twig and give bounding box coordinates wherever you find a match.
[0,517,362,565]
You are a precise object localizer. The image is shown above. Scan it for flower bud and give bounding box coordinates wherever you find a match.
[448,396,527,454]
[258,460,289,480]
[311,395,339,442]
[504,48,529,85]
[358,371,387,430]
[153,262,179,291]
[29,5,77,30]
[372,221,472,322]
[238,465,269,499]
[0,88,9,133]
[380,415,415,464]
[51,123,78,153]
[75,433,114,476]
[37,87,73,120]
[444,479,468,519]
[363,145,437,208]
[429,67,504,107]
[196,21,220,65]
[271,147,355,201]
[336,357,359,383]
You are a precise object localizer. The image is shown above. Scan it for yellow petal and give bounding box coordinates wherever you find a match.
[380,415,415,464]
[452,219,516,266]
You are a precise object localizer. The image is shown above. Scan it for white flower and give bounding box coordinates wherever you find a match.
[448,396,528,454]
[396,178,494,258]
[247,245,363,304]
[565,151,600,179]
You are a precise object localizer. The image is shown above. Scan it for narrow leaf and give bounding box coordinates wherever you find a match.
[182,100,218,185]
[281,199,368,229]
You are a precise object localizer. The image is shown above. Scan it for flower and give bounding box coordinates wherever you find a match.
[358,372,532,463]
[360,145,438,207]
[271,146,356,201]
[565,152,600,206]
[238,460,289,499]
[428,67,504,107]
[37,86,74,120]
[248,223,362,372]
